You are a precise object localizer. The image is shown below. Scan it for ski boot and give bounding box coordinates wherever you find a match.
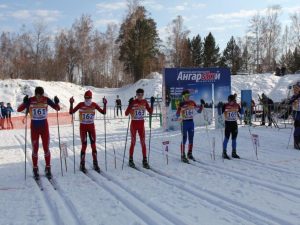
[93,160,101,173]
[142,158,150,169]
[187,144,195,161]
[231,149,240,159]
[45,166,52,179]
[80,162,87,173]
[128,157,135,168]
[33,167,40,180]
[187,151,195,161]
[222,150,230,160]
[181,154,189,163]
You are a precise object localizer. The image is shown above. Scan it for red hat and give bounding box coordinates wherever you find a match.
[84,90,92,98]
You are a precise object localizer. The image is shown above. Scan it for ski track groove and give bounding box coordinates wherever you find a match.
[96,144,277,225]
[143,167,295,225]
[59,138,177,225]
[76,154,187,225]
[86,169,181,225]
[147,141,300,198]
[15,134,85,225]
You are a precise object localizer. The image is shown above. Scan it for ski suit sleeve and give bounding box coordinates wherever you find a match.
[145,100,153,115]
[17,102,30,112]
[70,103,82,114]
[194,102,203,113]
[47,98,60,111]
[125,103,133,116]
[222,104,226,114]
[176,102,182,118]
[95,103,106,115]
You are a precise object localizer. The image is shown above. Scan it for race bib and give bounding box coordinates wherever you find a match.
[31,107,47,120]
[182,109,194,120]
[80,112,95,124]
[226,111,238,121]
[133,109,145,120]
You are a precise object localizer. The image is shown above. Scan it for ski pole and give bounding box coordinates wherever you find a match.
[148,97,154,162]
[56,111,63,176]
[72,113,75,173]
[24,107,29,180]
[122,116,131,170]
[103,97,107,171]
[104,111,107,171]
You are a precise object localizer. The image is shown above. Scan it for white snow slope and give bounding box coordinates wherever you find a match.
[1,73,300,225]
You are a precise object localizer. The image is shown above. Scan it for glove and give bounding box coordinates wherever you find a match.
[23,95,29,104]
[200,99,205,105]
[54,96,60,104]
[103,97,107,105]
[128,97,134,105]
[150,96,155,107]
[69,97,74,104]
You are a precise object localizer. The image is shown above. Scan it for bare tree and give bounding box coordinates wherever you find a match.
[290,12,300,48]
[166,15,190,67]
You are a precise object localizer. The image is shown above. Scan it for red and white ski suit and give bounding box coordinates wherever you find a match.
[17,96,60,168]
[125,99,153,158]
[70,102,106,163]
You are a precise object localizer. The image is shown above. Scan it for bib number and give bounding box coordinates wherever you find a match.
[81,113,95,123]
[183,109,193,119]
[134,109,145,120]
[32,108,47,120]
[227,111,237,120]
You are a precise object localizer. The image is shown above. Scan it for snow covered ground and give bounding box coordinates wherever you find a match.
[1,73,300,225]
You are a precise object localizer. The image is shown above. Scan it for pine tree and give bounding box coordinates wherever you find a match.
[222,36,242,75]
[117,6,160,82]
[202,32,220,67]
[190,35,203,67]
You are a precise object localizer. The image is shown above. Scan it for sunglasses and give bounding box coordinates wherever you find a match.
[85,96,92,99]
[136,93,144,96]
[183,94,190,97]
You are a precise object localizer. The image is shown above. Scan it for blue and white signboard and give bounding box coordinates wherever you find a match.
[163,68,231,130]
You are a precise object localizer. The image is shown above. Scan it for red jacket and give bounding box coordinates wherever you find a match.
[70,102,105,124]
[125,99,153,121]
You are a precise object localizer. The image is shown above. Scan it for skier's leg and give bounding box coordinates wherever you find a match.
[41,124,51,167]
[294,119,300,149]
[222,123,231,159]
[187,121,195,159]
[79,125,88,164]
[231,122,240,158]
[129,123,137,158]
[31,127,40,168]
[137,123,147,158]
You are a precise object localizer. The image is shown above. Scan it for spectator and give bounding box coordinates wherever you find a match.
[115,95,122,117]
[6,103,14,129]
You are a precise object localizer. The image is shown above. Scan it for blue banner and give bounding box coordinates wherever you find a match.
[163,68,231,130]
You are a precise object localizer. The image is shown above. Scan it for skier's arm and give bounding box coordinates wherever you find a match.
[221,104,226,114]
[95,103,106,115]
[48,97,60,111]
[125,98,134,116]
[17,95,30,112]
[145,101,153,115]
[70,103,81,114]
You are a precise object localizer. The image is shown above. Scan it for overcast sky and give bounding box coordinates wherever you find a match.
[0,0,299,49]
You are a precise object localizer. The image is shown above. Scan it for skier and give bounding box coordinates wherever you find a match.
[222,94,242,159]
[288,82,300,149]
[6,103,14,129]
[69,90,107,173]
[176,90,205,163]
[0,102,7,129]
[115,95,122,117]
[17,87,60,179]
[259,93,274,126]
[125,88,154,169]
